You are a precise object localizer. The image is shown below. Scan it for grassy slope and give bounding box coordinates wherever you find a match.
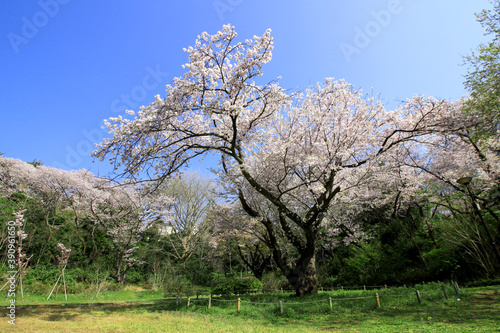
[0,286,498,332]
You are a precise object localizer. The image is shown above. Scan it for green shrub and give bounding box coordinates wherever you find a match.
[208,272,226,286]
[24,281,51,295]
[66,282,88,294]
[106,281,125,292]
[124,269,147,284]
[261,271,288,291]
[212,276,263,295]
[64,268,93,284]
[464,278,500,287]
[163,275,196,297]
[423,248,461,280]
[23,265,60,285]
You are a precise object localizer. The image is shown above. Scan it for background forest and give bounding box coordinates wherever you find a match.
[1,153,498,297]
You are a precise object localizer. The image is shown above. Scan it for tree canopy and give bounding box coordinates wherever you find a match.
[92,25,499,295]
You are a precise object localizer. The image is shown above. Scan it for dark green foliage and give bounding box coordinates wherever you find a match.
[211,273,263,294]
[163,275,196,297]
[317,202,483,288]
[464,278,500,287]
[23,264,61,285]
[182,257,213,286]
[123,267,148,284]
[261,271,289,291]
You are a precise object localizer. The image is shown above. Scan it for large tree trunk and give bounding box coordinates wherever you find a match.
[238,191,323,296]
[285,253,318,296]
[261,216,319,296]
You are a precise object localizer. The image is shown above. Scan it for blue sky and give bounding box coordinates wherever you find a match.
[0,0,492,177]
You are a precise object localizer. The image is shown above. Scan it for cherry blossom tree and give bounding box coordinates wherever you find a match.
[94,25,474,295]
[0,158,77,264]
[70,175,172,284]
[0,156,173,283]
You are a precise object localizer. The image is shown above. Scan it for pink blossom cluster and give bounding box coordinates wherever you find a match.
[11,210,28,268]
[56,243,71,266]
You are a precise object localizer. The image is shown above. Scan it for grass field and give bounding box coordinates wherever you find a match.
[0,284,498,332]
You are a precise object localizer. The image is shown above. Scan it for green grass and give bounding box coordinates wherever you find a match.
[0,284,498,332]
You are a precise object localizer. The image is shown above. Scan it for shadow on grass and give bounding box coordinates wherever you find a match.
[14,301,169,322]
[360,290,500,328]
[43,312,80,322]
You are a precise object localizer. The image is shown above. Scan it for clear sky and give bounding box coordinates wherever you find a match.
[0,0,492,177]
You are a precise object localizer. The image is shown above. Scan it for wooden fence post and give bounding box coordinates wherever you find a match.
[62,267,67,301]
[237,298,241,314]
[375,293,381,309]
[279,301,283,313]
[328,297,332,310]
[187,297,190,307]
[176,296,179,305]
[415,290,422,304]
[208,295,211,309]
[442,285,449,300]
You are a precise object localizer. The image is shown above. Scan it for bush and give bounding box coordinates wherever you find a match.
[212,276,263,295]
[423,248,461,280]
[464,278,500,287]
[124,269,147,284]
[66,282,88,294]
[261,271,289,292]
[23,265,60,285]
[24,281,51,295]
[163,275,196,297]
[64,268,93,284]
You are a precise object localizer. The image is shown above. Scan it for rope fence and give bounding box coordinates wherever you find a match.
[178,281,459,297]
[164,282,461,314]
